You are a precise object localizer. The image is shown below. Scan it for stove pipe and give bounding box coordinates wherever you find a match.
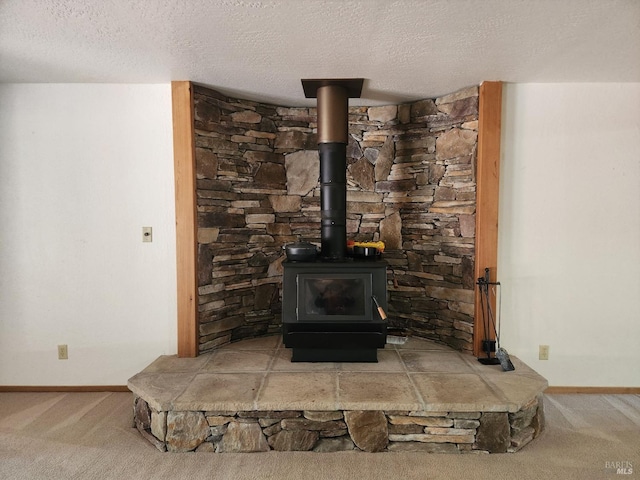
[318,85,348,260]
[302,79,363,261]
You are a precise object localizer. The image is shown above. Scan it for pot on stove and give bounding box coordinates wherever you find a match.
[284,242,319,262]
[352,245,379,258]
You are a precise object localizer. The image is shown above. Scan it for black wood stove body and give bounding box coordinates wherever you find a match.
[282,78,388,362]
[282,259,388,362]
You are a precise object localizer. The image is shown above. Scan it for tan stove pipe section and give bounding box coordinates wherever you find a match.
[317,84,349,144]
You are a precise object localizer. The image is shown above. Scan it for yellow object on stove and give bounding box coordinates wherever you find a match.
[352,241,385,252]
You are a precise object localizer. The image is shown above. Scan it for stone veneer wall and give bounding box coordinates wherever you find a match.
[194,84,479,354]
[133,395,545,453]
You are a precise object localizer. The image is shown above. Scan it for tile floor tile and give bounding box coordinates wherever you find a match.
[480,371,548,412]
[127,372,196,411]
[339,350,405,372]
[337,372,423,410]
[257,372,337,410]
[173,373,263,411]
[410,373,509,412]
[399,351,473,373]
[203,350,274,373]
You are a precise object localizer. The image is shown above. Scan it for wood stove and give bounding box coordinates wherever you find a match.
[282,78,388,362]
[282,259,387,362]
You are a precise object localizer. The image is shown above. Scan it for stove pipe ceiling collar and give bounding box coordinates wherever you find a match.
[301,78,363,143]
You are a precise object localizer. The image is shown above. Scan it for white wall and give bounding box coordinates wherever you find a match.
[499,83,640,387]
[3,82,638,388]
[0,84,177,386]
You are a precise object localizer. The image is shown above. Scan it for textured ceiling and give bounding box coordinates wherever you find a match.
[1,0,639,106]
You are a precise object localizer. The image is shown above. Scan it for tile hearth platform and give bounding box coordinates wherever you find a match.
[128,336,547,454]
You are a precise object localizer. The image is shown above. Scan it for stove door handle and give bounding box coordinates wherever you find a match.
[371,295,387,321]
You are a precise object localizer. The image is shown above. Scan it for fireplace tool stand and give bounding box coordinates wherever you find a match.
[477,268,514,371]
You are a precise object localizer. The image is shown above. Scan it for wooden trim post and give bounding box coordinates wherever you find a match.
[171,81,198,357]
[473,81,503,357]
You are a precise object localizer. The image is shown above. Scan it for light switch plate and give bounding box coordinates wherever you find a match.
[142,227,152,243]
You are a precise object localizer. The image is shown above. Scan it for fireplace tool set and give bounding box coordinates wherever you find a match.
[477,268,514,371]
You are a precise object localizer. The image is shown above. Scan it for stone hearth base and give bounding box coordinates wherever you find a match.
[128,336,547,453]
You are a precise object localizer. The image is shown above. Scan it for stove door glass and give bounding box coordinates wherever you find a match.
[296,273,372,322]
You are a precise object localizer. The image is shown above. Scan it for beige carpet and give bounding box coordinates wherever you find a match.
[0,392,638,480]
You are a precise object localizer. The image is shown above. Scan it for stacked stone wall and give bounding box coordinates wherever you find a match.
[133,395,545,454]
[193,84,479,354]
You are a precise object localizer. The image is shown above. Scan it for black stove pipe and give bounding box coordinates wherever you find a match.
[319,142,347,260]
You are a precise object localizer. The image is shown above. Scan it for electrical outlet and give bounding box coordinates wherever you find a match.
[142,227,153,243]
[58,344,68,360]
[539,345,549,360]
